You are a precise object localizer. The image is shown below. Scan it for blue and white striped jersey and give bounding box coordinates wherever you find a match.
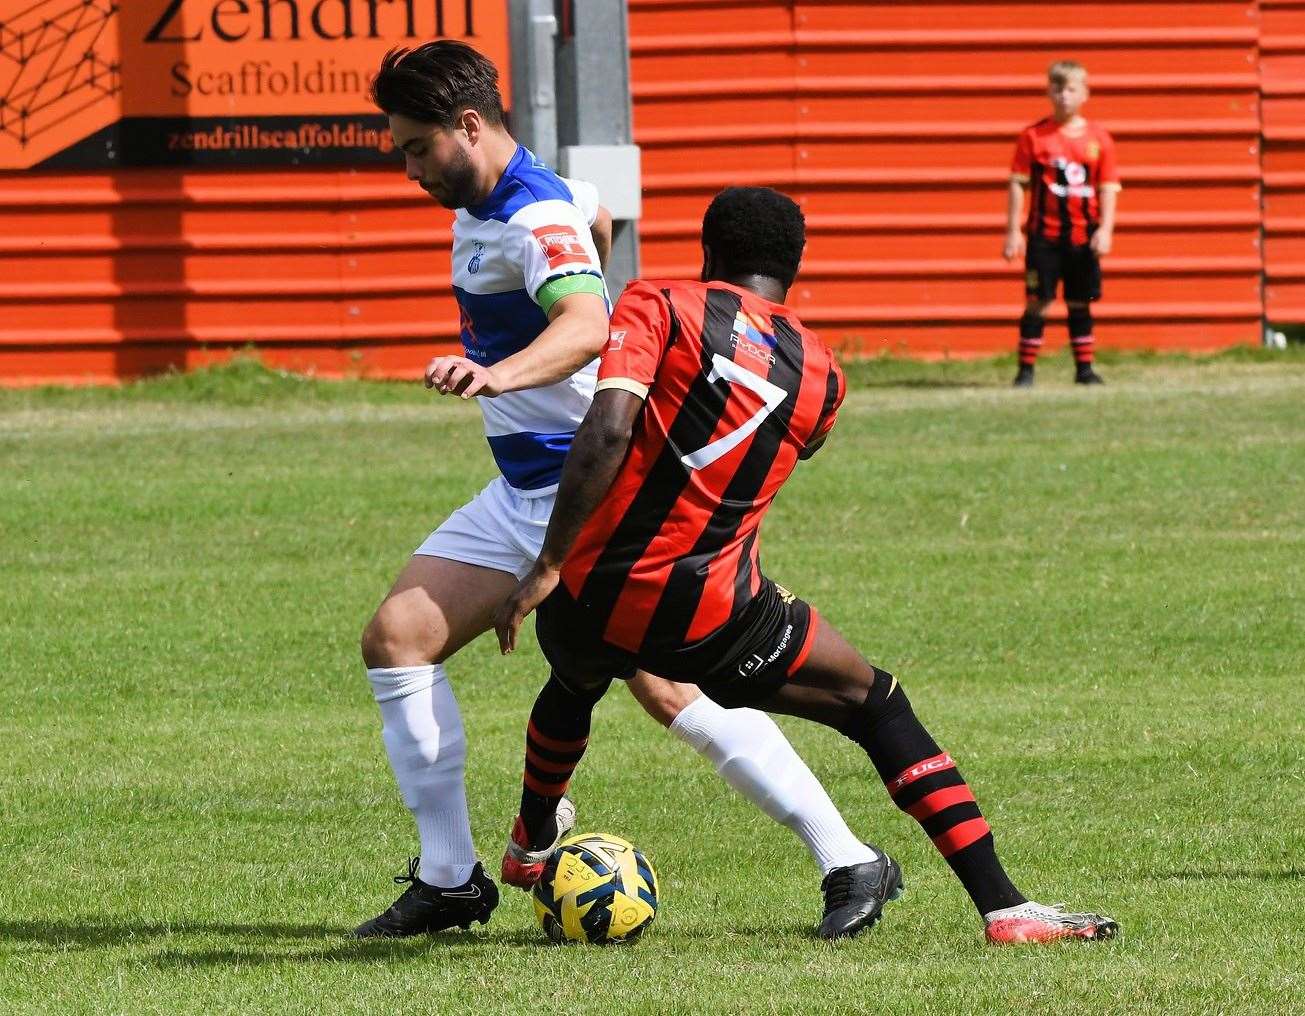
[451,145,609,496]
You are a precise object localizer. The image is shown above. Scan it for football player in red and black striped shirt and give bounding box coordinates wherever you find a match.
[1004,60,1120,386]
[494,187,1119,944]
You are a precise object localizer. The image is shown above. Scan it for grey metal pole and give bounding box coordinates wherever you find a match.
[507,0,558,169]
[555,0,642,297]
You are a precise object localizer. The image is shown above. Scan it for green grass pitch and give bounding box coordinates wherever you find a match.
[1,351,1302,1015]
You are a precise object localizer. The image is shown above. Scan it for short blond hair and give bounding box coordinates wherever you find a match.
[1048,60,1088,86]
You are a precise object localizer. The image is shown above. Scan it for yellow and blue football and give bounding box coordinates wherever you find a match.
[531,832,659,944]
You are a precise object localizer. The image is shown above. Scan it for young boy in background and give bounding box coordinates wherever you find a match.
[1003,60,1120,386]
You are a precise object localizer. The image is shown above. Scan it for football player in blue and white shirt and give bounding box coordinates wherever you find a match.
[355,41,886,941]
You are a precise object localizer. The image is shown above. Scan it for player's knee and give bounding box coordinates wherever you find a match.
[628,674,700,727]
[549,668,612,702]
[836,667,911,746]
[361,600,424,669]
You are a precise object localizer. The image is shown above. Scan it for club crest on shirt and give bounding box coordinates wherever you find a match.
[1087,141,1100,160]
[608,330,626,350]
[532,224,590,269]
[467,241,486,275]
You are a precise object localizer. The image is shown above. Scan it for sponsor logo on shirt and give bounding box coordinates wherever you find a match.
[532,224,590,269]
[458,304,488,363]
[730,309,777,366]
[1050,158,1094,199]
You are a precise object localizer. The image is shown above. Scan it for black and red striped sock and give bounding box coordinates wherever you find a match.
[844,670,1026,916]
[1069,306,1095,365]
[518,672,609,849]
[1018,310,1045,366]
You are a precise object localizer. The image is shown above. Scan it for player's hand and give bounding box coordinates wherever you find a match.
[1090,230,1113,256]
[424,355,502,398]
[1003,233,1026,262]
[494,561,560,655]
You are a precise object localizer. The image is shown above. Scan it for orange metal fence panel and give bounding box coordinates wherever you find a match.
[631,0,1263,357]
[0,1,1281,384]
[1261,0,1305,322]
[792,1,1263,355]
[0,168,458,384]
[631,0,800,312]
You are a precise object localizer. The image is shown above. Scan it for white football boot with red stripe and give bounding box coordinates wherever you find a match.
[984,901,1120,944]
[500,796,577,890]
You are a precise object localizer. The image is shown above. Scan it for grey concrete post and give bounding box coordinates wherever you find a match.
[554,0,641,297]
[507,0,558,168]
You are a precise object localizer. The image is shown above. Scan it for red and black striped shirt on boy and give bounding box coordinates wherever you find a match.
[560,279,845,655]
[1012,117,1120,246]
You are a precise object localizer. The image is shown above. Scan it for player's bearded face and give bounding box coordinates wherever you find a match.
[425,137,480,209]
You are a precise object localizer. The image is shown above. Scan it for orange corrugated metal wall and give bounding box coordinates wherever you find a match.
[1261,0,1305,322]
[0,1,1294,383]
[631,0,1264,357]
[0,168,455,384]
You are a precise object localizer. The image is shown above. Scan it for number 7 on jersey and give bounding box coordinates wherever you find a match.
[680,354,789,470]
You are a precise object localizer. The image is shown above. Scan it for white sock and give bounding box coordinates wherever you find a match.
[669,694,878,875]
[367,664,477,888]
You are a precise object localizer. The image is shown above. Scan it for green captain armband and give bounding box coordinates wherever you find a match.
[537,273,606,315]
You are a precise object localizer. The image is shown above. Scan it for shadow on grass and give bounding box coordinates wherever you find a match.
[0,919,346,949]
[148,929,550,969]
[0,918,825,969]
[858,377,993,390]
[0,919,539,967]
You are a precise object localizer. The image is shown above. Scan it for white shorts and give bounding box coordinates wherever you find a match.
[414,476,553,580]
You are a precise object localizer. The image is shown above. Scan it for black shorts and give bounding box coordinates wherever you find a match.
[536,579,819,708]
[1025,237,1102,303]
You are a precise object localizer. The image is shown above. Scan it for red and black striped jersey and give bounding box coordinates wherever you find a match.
[1011,117,1120,246]
[559,279,845,654]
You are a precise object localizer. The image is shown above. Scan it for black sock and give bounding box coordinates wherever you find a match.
[841,669,1026,916]
[519,672,609,849]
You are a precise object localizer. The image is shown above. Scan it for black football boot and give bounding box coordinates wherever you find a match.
[1013,364,1035,387]
[353,858,499,938]
[817,851,904,940]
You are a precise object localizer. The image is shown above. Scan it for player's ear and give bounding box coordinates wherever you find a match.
[458,108,481,145]
[700,242,714,282]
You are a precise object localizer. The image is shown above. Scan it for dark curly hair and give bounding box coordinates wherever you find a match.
[701,187,806,289]
[370,41,504,127]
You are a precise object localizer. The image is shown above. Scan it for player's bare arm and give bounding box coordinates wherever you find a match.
[1091,184,1119,256]
[494,387,643,653]
[424,290,609,399]
[590,204,613,268]
[1003,176,1027,261]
